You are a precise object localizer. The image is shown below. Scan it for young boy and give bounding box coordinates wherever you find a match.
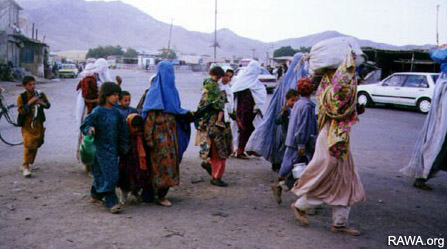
[273,89,299,172]
[272,78,317,205]
[118,91,139,117]
[17,76,51,178]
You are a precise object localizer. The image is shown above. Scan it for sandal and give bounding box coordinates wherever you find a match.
[413,180,433,191]
[157,198,172,207]
[330,225,360,236]
[110,204,123,214]
[236,152,250,160]
[87,198,104,206]
[291,203,309,225]
[271,183,282,205]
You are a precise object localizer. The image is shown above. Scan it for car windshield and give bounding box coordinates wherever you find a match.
[432,74,440,83]
[62,64,76,69]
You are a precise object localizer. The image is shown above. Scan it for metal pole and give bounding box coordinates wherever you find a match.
[214,0,217,60]
[437,5,440,47]
[167,18,173,51]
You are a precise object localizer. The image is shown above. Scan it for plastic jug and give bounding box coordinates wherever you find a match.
[80,135,96,165]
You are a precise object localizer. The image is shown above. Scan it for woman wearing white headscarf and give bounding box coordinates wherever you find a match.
[94,58,112,84]
[75,62,99,165]
[231,61,267,159]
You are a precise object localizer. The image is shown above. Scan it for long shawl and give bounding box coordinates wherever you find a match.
[245,53,307,162]
[401,74,447,179]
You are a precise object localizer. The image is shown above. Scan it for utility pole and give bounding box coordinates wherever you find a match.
[436,4,440,47]
[167,18,173,58]
[214,0,217,60]
[251,49,256,59]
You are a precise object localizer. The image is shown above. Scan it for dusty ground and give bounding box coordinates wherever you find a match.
[0,70,446,249]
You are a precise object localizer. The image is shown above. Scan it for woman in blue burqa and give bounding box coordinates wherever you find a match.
[401,50,447,190]
[245,53,308,171]
[141,61,193,206]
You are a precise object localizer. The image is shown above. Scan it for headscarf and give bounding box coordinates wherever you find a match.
[80,63,97,78]
[94,58,112,83]
[126,114,147,170]
[297,77,314,95]
[244,53,308,162]
[142,61,189,119]
[317,51,358,159]
[401,48,447,179]
[231,60,263,93]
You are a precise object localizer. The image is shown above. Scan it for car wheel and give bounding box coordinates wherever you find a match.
[357,92,374,107]
[417,98,431,114]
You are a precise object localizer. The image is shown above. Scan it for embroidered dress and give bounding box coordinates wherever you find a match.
[144,111,179,188]
[141,61,191,199]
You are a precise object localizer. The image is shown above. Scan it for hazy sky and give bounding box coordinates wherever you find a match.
[90,0,447,46]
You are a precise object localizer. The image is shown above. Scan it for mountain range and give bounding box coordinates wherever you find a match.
[17,0,435,58]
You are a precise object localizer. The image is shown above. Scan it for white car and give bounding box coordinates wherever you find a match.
[58,64,79,78]
[234,67,277,93]
[357,72,440,114]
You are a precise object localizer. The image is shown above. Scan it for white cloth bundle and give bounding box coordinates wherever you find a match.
[308,37,365,74]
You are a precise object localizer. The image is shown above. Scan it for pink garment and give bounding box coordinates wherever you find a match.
[211,140,226,179]
[291,121,366,206]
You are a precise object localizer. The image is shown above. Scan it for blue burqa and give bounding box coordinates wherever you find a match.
[245,53,308,164]
[142,61,191,162]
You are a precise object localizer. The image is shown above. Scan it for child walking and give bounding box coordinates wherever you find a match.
[17,76,51,178]
[272,78,317,205]
[81,82,129,213]
[272,89,299,172]
[117,113,147,204]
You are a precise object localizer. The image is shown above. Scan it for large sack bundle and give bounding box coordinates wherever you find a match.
[309,37,365,74]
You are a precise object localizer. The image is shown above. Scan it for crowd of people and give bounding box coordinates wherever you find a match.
[14,42,447,236]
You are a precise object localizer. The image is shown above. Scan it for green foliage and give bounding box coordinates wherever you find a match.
[86,45,124,59]
[124,48,139,58]
[297,46,311,53]
[159,48,177,59]
[273,46,310,57]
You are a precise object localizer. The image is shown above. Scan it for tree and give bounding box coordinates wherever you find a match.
[124,48,139,58]
[273,46,297,57]
[297,46,311,53]
[159,48,177,59]
[86,45,124,59]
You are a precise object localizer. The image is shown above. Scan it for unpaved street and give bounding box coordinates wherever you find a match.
[0,70,446,249]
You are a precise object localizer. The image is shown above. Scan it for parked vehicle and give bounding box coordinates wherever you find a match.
[58,64,79,78]
[234,67,277,93]
[357,72,440,114]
